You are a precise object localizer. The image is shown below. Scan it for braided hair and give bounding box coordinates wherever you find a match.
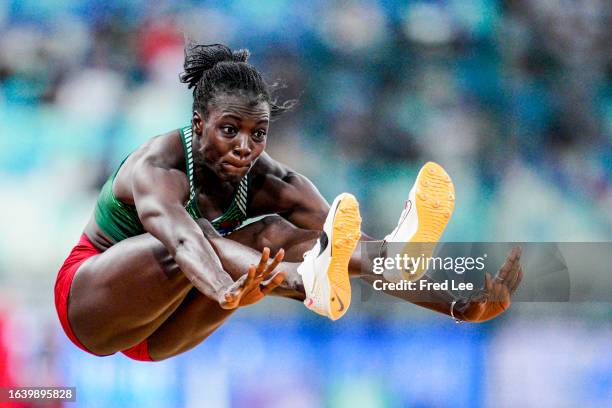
[179,41,295,118]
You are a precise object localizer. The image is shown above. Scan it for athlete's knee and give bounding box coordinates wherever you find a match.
[73,329,123,356]
[80,330,154,358]
[88,337,153,361]
[255,215,296,249]
[262,215,297,235]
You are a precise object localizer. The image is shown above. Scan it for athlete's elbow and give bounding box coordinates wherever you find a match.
[171,232,201,259]
[139,207,164,229]
[174,237,189,255]
[140,211,182,248]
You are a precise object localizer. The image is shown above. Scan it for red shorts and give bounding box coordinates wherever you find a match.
[54,234,152,361]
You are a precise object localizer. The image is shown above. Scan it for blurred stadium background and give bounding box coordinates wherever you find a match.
[0,0,611,407]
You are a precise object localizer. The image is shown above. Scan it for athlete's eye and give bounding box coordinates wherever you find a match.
[253,129,267,141]
[221,125,237,136]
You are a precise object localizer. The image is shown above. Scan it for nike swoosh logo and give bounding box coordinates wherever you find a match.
[328,198,343,257]
[318,232,329,256]
[402,200,412,223]
[391,200,412,241]
[333,289,345,312]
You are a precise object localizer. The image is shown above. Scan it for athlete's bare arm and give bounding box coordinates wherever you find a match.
[248,153,329,228]
[113,135,279,309]
[131,159,226,300]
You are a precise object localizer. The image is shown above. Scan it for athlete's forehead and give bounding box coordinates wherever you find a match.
[208,92,270,123]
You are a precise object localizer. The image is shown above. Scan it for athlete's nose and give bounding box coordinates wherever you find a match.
[232,133,251,159]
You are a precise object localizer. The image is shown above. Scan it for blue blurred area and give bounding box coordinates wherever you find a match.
[59,317,487,408]
[0,1,611,407]
[52,316,612,408]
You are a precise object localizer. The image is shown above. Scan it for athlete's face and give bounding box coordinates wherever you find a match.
[192,93,270,183]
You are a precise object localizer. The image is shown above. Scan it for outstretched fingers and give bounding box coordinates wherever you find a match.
[508,264,523,295]
[261,272,286,295]
[251,248,286,297]
[254,247,285,278]
[474,273,493,303]
[484,246,520,304]
[495,246,520,282]
[484,272,493,295]
[255,247,271,278]
[224,248,288,308]
[263,248,285,279]
[224,266,256,303]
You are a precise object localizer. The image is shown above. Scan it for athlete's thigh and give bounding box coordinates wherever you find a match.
[146,287,234,360]
[68,233,194,352]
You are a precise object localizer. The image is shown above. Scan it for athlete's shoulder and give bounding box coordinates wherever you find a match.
[248,152,314,213]
[250,152,300,188]
[112,128,188,203]
[135,128,184,169]
[247,152,327,219]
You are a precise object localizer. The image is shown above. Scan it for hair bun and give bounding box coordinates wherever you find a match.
[179,41,251,89]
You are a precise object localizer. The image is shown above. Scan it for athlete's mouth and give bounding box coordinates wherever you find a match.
[221,161,251,172]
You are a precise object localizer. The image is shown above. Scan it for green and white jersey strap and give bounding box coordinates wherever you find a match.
[233,176,248,215]
[180,125,202,218]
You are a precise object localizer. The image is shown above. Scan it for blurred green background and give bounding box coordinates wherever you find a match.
[0,0,610,407]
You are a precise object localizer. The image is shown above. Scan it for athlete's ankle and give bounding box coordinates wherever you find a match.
[285,271,305,293]
[274,268,305,300]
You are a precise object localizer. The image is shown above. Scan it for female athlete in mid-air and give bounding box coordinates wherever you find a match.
[54,42,523,361]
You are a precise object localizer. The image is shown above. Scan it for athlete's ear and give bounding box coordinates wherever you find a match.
[192,110,204,135]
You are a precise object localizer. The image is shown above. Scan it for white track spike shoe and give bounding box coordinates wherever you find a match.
[382,162,455,282]
[298,193,362,321]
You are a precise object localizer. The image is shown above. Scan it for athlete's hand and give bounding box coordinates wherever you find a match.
[460,246,523,322]
[219,247,286,309]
